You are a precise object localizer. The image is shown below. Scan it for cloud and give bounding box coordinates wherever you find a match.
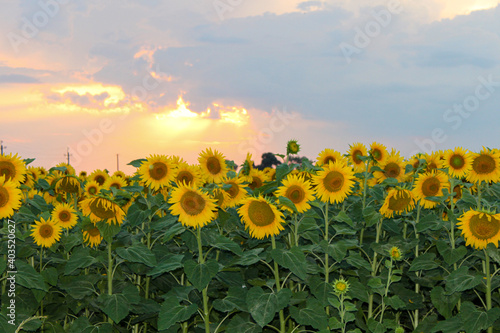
[0,74,40,84]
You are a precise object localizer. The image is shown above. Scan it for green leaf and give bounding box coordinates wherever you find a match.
[226,313,263,333]
[409,253,438,272]
[127,158,147,168]
[367,318,386,333]
[59,275,99,299]
[96,221,121,243]
[213,286,249,312]
[346,251,372,272]
[289,298,328,330]
[16,261,48,291]
[211,234,243,256]
[383,295,406,310]
[275,163,292,182]
[430,286,460,319]
[41,267,58,286]
[309,275,335,307]
[115,243,157,267]
[184,259,219,291]
[430,315,462,333]
[271,246,308,280]
[246,287,280,327]
[460,302,500,333]
[445,266,482,294]
[158,294,198,331]
[98,294,130,324]
[147,254,184,277]
[278,196,298,213]
[362,206,381,228]
[334,211,353,227]
[436,240,467,266]
[486,243,500,264]
[68,317,95,333]
[231,248,264,266]
[65,247,97,275]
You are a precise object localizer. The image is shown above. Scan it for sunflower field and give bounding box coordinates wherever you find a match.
[1,142,500,333]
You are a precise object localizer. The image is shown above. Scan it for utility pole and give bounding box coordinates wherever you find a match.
[64,147,72,165]
[0,141,6,155]
[116,154,119,171]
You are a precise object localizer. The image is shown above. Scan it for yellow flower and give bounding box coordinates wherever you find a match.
[0,176,22,219]
[316,148,345,167]
[369,142,388,164]
[173,163,203,188]
[380,188,415,218]
[168,184,217,228]
[103,175,128,191]
[198,148,227,183]
[0,153,27,185]
[466,147,500,184]
[457,210,500,250]
[238,195,284,239]
[374,152,405,183]
[83,226,103,248]
[31,217,62,248]
[221,177,248,208]
[55,162,76,175]
[80,196,125,225]
[287,139,300,155]
[84,180,102,197]
[51,203,78,229]
[348,142,367,172]
[55,175,81,195]
[312,161,355,204]
[88,169,109,186]
[247,169,270,191]
[275,174,315,213]
[138,154,175,190]
[333,278,350,295]
[412,171,448,209]
[390,246,402,260]
[441,147,472,179]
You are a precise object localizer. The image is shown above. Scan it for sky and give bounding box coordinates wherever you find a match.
[1,0,500,174]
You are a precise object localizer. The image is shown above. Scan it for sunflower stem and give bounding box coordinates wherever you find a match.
[368,218,383,319]
[323,202,331,317]
[484,249,493,333]
[196,227,211,333]
[360,161,370,246]
[448,177,461,311]
[413,203,422,330]
[379,257,393,324]
[271,235,286,333]
[107,240,113,324]
[476,181,482,210]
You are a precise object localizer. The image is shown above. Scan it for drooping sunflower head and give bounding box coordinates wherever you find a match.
[51,203,78,229]
[316,148,345,167]
[312,161,355,204]
[31,217,62,248]
[80,196,125,225]
[390,246,403,261]
[412,171,448,209]
[374,152,405,183]
[89,169,109,186]
[55,175,81,195]
[333,278,350,295]
[198,148,228,183]
[0,175,22,219]
[441,147,472,179]
[380,188,415,218]
[457,210,500,250]
[348,142,368,171]
[237,195,284,239]
[369,142,388,164]
[287,139,301,155]
[103,175,128,191]
[168,184,217,228]
[83,226,103,248]
[138,154,175,190]
[173,163,202,188]
[275,174,315,213]
[0,153,27,185]
[466,148,500,184]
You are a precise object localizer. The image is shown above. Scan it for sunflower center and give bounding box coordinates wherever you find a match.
[472,154,495,174]
[391,248,401,259]
[0,161,15,181]
[0,186,9,208]
[110,182,122,189]
[247,200,275,227]
[427,162,438,170]
[352,150,363,164]
[149,162,168,180]
[324,156,336,165]
[180,191,206,216]
[372,149,382,161]
[88,186,98,195]
[335,282,347,291]
[177,171,194,185]
[249,176,263,190]
[39,224,54,239]
[469,214,500,240]
[285,185,305,204]
[450,154,465,169]
[421,177,440,197]
[88,227,100,237]
[288,142,299,154]
[206,157,222,175]
[225,183,239,198]
[388,191,411,211]
[58,210,71,222]
[323,171,344,193]
[384,162,401,178]
[89,198,116,219]
[95,175,106,185]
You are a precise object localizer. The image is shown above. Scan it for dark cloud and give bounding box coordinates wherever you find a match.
[0,74,40,84]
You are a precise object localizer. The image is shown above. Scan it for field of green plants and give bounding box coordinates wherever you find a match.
[1,142,500,333]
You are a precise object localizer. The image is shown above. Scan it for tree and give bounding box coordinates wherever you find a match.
[256,152,281,170]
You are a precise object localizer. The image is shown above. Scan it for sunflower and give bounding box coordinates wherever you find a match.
[348,142,367,172]
[79,171,88,181]
[51,203,78,229]
[221,177,248,208]
[238,195,285,239]
[333,278,350,295]
[37,166,48,179]
[80,196,125,225]
[247,169,269,190]
[168,184,217,228]
[374,152,405,183]
[316,148,345,167]
[0,153,27,185]
[173,163,202,188]
[55,175,81,195]
[275,174,315,213]
[31,217,62,248]
[0,176,22,219]
[103,175,128,191]
[390,246,403,261]
[412,171,448,209]
[369,142,388,164]
[88,169,109,186]
[380,188,415,218]
[198,148,228,183]
[83,226,103,248]
[113,170,127,179]
[441,147,472,179]
[466,148,500,184]
[238,153,254,183]
[56,162,76,175]
[263,167,276,181]
[424,152,441,172]
[457,210,500,249]
[212,188,231,210]
[84,180,102,197]
[24,166,41,188]
[312,161,355,204]
[138,154,175,190]
[287,139,300,155]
